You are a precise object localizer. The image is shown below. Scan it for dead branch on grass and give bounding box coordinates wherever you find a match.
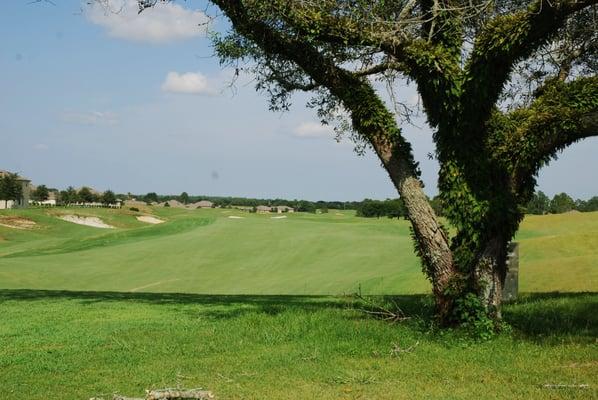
[541,384,590,389]
[350,293,410,323]
[90,388,214,400]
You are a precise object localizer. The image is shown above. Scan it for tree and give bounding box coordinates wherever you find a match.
[0,175,8,208]
[550,192,576,213]
[579,196,598,212]
[144,192,159,204]
[101,190,117,205]
[526,191,550,215]
[138,0,597,328]
[356,198,406,218]
[0,173,23,208]
[60,186,79,205]
[429,196,445,217]
[179,192,190,204]
[295,200,316,213]
[31,185,50,202]
[78,187,94,203]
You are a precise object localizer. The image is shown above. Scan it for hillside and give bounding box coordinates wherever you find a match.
[0,207,596,294]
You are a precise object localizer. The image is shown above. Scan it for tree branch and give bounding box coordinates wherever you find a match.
[462,0,598,134]
[492,76,598,193]
[222,1,460,127]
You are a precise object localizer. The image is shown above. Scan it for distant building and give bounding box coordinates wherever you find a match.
[275,206,295,213]
[0,169,31,209]
[165,199,185,208]
[192,200,214,209]
[124,199,147,207]
[256,205,273,213]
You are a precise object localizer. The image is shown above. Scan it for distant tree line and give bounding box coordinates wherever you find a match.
[29,185,119,206]
[134,190,598,217]
[27,184,598,216]
[525,191,598,215]
[416,192,598,217]
[57,186,118,205]
[355,199,407,218]
[140,192,363,213]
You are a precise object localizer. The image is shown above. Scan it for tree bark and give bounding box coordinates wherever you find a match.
[371,138,457,320]
[474,236,508,320]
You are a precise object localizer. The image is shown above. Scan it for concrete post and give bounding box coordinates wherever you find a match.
[502,242,519,302]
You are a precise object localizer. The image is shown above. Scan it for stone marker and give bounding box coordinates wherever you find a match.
[502,242,519,302]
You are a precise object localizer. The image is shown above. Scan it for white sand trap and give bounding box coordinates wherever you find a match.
[271,215,288,219]
[228,215,245,219]
[137,215,165,224]
[59,215,114,229]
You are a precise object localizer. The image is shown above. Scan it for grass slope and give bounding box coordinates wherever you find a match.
[0,208,597,294]
[0,208,596,399]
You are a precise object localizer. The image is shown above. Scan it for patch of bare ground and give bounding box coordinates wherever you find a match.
[0,216,37,230]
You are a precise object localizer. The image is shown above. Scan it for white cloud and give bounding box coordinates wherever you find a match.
[60,111,118,126]
[161,71,216,95]
[292,122,335,138]
[87,0,209,44]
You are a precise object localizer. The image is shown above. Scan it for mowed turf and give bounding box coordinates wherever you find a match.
[0,207,597,294]
[0,207,421,294]
[1,208,597,399]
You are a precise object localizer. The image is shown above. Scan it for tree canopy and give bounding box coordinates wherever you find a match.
[0,173,23,207]
[31,185,50,202]
[101,190,117,205]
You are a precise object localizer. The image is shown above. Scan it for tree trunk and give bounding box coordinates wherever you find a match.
[371,138,457,321]
[473,236,508,320]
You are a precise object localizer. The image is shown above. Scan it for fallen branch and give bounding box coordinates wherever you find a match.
[351,293,410,323]
[390,341,419,356]
[90,388,214,400]
[147,389,215,399]
[541,384,589,389]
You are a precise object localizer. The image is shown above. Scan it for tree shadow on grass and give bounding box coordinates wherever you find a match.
[0,289,595,341]
[0,288,433,321]
[503,292,597,342]
[344,292,597,343]
[0,289,347,318]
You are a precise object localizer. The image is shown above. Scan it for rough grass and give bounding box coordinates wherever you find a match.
[0,290,596,399]
[0,208,596,399]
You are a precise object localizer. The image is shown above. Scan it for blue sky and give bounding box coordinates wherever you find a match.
[1,0,596,200]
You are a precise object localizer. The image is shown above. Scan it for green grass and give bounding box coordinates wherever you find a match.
[0,207,423,294]
[1,207,597,294]
[0,290,596,399]
[0,207,596,399]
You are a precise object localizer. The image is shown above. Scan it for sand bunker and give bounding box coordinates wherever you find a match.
[228,216,244,219]
[0,217,37,230]
[137,216,165,224]
[271,216,288,219]
[59,215,114,229]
